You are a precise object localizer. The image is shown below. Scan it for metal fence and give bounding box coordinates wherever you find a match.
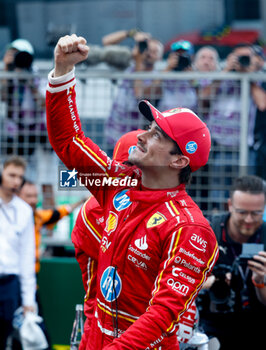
[1,69,265,221]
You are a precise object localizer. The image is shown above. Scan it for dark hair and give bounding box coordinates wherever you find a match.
[230,175,266,199]
[169,141,192,185]
[3,156,27,170]
[232,43,254,54]
[21,179,35,187]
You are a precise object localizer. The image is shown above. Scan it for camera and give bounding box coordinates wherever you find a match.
[7,51,33,71]
[6,39,34,71]
[14,51,33,70]
[237,243,264,265]
[174,54,191,71]
[238,55,250,67]
[208,264,233,312]
[138,40,148,54]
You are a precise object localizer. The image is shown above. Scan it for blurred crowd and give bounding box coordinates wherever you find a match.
[0,30,265,183]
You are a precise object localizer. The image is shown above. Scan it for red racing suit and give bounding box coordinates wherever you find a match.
[46,69,219,350]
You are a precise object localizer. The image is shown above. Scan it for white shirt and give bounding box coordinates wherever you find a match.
[0,195,36,306]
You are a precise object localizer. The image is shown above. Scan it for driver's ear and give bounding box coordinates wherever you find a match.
[169,155,190,170]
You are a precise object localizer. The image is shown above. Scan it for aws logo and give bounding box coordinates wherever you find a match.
[104,211,118,235]
[189,233,207,252]
[147,212,166,228]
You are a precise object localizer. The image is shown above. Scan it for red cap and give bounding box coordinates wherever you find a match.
[138,100,211,172]
[113,129,144,163]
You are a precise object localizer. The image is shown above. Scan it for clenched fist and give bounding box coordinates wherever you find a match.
[54,34,90,77]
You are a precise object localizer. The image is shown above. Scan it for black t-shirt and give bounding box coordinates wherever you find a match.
[199,213,266,348]
[199,213,266,314]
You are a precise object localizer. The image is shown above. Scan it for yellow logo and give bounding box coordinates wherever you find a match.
[147,213,166,228]
[104,211,118,235]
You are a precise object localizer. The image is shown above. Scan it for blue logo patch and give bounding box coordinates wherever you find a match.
[113,189,132,211]
[100,266,122,302]
[128,145,136,155]
[185,141,198,154]
[59,169,78,188]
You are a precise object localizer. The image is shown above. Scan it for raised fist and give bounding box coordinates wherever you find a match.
[54,34,89,77]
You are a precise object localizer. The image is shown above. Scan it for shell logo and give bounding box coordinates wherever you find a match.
[104,211,118,235]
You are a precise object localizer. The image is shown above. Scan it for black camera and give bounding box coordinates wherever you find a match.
[238,55,250,67]
[238,243,264,265]
[138,40,148,54]
[174,54,191,71]
[7,51,33,71]
[206,264,234,313]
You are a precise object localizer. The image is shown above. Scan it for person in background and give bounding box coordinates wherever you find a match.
[0,39,47,157]
[0,156,36,349]
[19,181,85,273]
[251,46,266,179]
[206,43,265,208]
[19,181,85,349]
[46,34,218,349]
[252,45,266,73]
[158,40,197,113]
[199,175,266,349]
[192,45,220,120]
[102,29,163,149]
[193,46,220,73]
[208,43,260,149]
[72,129,143,349]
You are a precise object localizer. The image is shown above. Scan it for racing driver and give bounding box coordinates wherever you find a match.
[46,34,219,350]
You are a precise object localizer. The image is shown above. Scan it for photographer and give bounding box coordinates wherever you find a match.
[199,175,266,349]
[206,44,265,209]
[1,39,46,157]
[158,40,197,113]
[103,29,163,149]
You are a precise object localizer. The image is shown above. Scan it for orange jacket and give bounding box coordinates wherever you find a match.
[34,205,71,273]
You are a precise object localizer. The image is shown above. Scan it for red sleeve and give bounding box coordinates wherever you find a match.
[104,225,219,350]
[71,196,103,259]
[46,69,131,208]
[71,196,102,327]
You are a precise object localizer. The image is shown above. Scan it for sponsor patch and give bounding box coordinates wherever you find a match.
[128,245,151,260]
[172,266,196,284]
[174,256,201,274]
[100,266,122,302]
[167,278,189,295]
[147,212,166,228]
[128,145,137,155]
[100,236,112,253]
[185,141,197,154]
[113,189,132,211]
[134,235,148,250]
[179,247,204,265]
[128,255,148,270]
[104,211,118,235]
[189,233,207,252]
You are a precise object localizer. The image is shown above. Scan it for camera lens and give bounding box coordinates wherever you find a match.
[138,41,148,54]
[14,51,33,70]
[238,55,250,67]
